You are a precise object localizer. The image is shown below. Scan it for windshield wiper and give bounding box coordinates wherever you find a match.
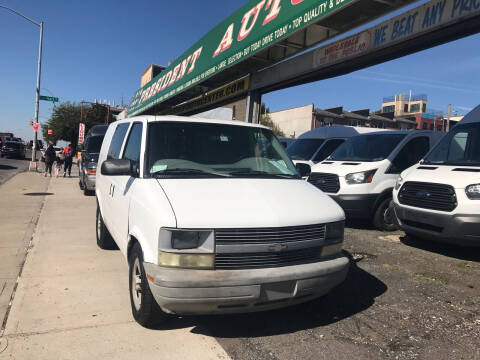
[151,168,231,178]
[228,170,299,179]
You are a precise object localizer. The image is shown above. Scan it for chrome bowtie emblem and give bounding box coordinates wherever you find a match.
[268,244,288,252]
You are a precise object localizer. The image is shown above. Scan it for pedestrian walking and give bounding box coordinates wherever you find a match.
[61,144,74,177]
[44,144,56,177]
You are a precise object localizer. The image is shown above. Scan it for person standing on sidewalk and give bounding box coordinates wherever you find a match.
[61,144,74,177]
[44,144,56,177]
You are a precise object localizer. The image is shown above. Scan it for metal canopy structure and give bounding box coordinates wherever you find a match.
[251,0,480,94]
[128,0,415,118]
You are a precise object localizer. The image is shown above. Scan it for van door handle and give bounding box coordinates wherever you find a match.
[111,184,115,197]
[109,184,112,195]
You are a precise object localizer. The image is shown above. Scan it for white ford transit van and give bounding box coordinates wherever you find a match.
[308,130,444,230]
[286,126,383,170]
[392,106,480,246]
[95,116,349,327]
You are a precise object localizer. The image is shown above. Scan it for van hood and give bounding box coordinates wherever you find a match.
[402,165,480,189]
[311,160,383,177]
[156,178,344,229]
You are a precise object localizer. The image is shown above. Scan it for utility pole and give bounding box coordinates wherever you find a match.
[446,104,451,132]
[0,5,43,166]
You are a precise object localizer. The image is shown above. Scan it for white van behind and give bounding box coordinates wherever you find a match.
[392,106,480,246]
[286,126,383,171]
[95,115,349,327]
[308,130,444,230]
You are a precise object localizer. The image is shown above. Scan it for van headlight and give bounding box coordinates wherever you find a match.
[465,184,480,200]
[395,175,404,190]
[345,169,377,184]
[158,229,214,269]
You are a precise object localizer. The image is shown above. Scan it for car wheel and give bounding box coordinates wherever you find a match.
[129,242,168,328]
[373,198,398,231]
[96,204,116,249]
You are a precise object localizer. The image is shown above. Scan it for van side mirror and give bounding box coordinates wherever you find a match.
[296,163,311,178]
[101,159,138,177]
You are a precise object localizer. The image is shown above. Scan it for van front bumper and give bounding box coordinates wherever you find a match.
[329,194,378,219]
[391,202,480,247]
[143,256,349,315]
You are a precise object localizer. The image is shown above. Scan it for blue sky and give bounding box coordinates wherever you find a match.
[1,0,479,141]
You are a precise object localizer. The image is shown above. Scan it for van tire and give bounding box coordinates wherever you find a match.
[373,198,398,231]
[128,242,168,328]
[96,205,116,249]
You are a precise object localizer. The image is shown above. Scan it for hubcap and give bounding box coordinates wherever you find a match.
[131,258,142,311]
[383,206,394,226]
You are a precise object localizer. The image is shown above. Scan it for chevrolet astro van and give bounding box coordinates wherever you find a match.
[95,115,349,327]
[392,106,480,246]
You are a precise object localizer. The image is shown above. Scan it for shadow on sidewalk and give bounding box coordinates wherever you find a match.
[152,251,387,337]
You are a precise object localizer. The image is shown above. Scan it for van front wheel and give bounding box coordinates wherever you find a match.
[128,242,167,328]
[373,198,398,231]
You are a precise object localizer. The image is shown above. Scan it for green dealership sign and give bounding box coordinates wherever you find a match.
[128,0,354,116]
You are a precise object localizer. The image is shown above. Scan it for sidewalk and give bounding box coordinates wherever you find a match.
[0,172,49,334]
[0,175,229,359]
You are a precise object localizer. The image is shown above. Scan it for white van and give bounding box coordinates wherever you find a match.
[308,130,444,230]
[286,126,383,171]
[95,115,349,327]
[392,106,480,246]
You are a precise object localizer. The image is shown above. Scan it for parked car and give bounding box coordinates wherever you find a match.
[391,106,480,246]
[96,116,349,327]
[286,126,385,175]
[1,141,26,159]
[308,130,444,230]
[79,125,108,195]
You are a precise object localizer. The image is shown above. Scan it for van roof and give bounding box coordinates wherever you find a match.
[353,130,437,136]
[458,104,480,125]
[120,115,270,130]
[298,126,386,139]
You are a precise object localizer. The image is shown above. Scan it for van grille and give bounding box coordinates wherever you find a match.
[215,224,326,245]
[215,246,323,270]
[308,173,340,193]
[398,182,457,212]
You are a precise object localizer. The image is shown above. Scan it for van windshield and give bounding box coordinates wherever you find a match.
[147,122,299,178]
[85,136,104,153]
[423,123,480,166]
[330,133,407,162]
[286,139,325,160]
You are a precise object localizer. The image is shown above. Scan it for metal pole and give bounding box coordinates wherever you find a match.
[446,104,451,132]
[32,21,43,163]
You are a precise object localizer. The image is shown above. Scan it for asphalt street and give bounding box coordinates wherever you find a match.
[0,173,479,360]
[0,150,32,185]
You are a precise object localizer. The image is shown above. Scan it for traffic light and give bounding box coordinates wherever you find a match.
[28,120,33,126]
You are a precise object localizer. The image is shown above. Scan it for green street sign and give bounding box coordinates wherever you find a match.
[40,95,59,102]
[128,0,354,116]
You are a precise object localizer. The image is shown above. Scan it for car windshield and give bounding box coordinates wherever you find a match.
[330,133,407,162]
[86,136,104,153]
[286,139,325,160]
[423,123,480,166]
[147,122,299,178]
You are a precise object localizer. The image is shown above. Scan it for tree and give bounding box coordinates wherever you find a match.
[259,103,285,137]
[42,102,114,145]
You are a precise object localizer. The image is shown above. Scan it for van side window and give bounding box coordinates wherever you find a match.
[122,123,143,164]
[313,139,345,162]
[107,123,129,159]
[388,136,430,173]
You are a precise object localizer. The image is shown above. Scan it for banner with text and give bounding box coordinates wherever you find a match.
[128,0,355,116]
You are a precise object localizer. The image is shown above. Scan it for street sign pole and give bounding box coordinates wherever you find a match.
[32,21,43,164]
